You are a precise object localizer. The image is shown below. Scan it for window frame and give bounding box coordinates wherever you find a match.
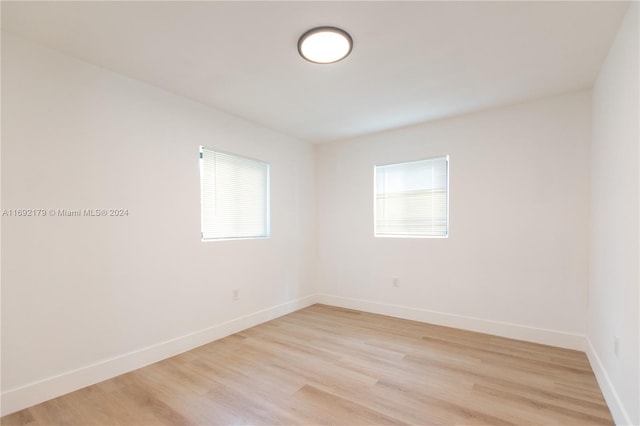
[373,155,449,239]
[199,146,271,242]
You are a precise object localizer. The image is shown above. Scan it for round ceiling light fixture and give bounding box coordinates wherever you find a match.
[298,26,353,64]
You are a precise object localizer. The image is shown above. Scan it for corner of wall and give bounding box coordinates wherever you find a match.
[585,337,634,425]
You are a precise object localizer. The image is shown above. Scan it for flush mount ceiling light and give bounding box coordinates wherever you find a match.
[298,26,353,64]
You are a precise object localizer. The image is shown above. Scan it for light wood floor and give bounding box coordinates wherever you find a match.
[2,304,613,425]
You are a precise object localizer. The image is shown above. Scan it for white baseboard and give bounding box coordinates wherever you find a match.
[1,293,596,418]
[316,294,586,351]
[585,337,633,426]
[0,294,318,416]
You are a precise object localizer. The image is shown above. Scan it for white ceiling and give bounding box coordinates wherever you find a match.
[1,1,629,143]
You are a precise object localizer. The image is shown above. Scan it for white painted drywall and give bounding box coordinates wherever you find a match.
[588,3,639,425]
[316,91,591,340]
[2,10,637,420]
[1,32,316,412]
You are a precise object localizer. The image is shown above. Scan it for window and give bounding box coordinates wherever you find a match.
[200,147,270,240]
[375,156,449,238]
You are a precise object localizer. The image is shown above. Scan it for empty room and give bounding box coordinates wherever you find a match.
[1,1,638,425]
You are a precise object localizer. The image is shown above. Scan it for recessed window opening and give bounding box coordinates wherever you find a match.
[200,147,270,241]
[375,156,449,238]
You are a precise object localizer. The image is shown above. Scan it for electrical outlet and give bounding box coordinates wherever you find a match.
[232,289,239,302]
[392,278,399,288]
[614,336,620,357]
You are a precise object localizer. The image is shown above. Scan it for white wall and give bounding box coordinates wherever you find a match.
[588,3,639,425]
[1,32,316,414]
[2,10,637,421]
[316,91,591,347]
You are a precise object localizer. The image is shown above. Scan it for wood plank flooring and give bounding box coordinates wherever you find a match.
[1,304,613,425]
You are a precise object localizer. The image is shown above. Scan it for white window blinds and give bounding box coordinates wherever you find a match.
[375,156,449,237]
[200,147,270,240]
